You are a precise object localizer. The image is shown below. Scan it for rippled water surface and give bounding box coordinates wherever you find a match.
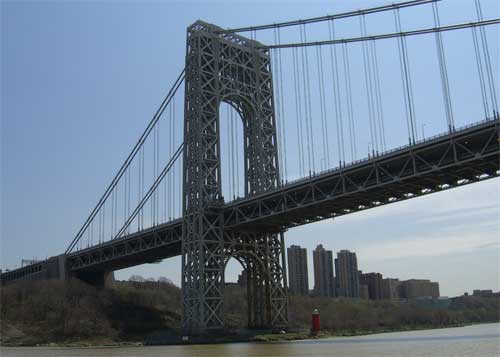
[2,323,499,357]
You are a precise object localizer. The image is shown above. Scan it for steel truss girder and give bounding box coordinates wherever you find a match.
[61,118,500,275]
[223,118,500,231]
[182,20,286,334]
[66,219,182,272]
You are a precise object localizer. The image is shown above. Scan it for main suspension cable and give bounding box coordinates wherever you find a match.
[217,0,439,33]
[261,19,500,49]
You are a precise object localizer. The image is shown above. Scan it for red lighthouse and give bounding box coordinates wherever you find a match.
[311,308,320,334]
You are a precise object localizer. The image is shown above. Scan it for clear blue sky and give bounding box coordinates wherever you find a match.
[2,0,499,297]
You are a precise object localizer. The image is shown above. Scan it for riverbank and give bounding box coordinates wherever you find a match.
[3,323,499,357]
[0,322,484,347]
[252,323,475,343]
[2,279,498,347]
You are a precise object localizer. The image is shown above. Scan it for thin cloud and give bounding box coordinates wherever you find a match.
[358,231,500,262]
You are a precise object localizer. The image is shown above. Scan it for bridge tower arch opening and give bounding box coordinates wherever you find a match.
[182,20,288,334]
[223,256,248,328]
[219,101,245,201]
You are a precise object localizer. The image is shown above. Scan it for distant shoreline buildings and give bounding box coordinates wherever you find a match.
[287,245,309,295]
[313,244,335,297]
[287,245,441,301]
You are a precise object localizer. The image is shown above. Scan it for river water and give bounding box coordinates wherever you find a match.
[2,323,499,357]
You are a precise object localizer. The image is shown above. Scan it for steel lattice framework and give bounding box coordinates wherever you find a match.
[181,21,287,333]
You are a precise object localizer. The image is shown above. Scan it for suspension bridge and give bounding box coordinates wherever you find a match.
[2,0,499,335]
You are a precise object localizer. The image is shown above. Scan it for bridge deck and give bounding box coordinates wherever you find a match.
[3,118,498,279]
[64,117,499,273]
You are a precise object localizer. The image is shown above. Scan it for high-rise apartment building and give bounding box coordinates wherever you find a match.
[399,279,440,299]
[382,278,400,300]
[287,245,309,295]
[237,270,247,288]
[313,244,335,297]
[360,272,384,300]
[335,250,360,298]
[359,284,370,300]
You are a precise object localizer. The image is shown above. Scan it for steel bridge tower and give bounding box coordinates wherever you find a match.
[182,21,288,333]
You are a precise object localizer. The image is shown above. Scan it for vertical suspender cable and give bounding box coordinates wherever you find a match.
[157,115,160,222]
[141,144,145,229]
[304,27,316,173]
[114,186,117,236]
[272,33,283,181]
[164,130,168,221]
[360,15,378,155]
[277,29,288,182]
[402,25,418,140]
[154,122,157,224]
[232,107,238,198]
[235,107,241,198]
[102,207,105,243]
[231,107,236,199]
[101,207,104,243]
[178,144,182,216]
[98,206,102,244]
[370,40,386,151]
[232,106,237,199]
[154,125,157,225]
[432,1,454,132]
[395,9,416,144]
[152,125,156,225]
[173,97,177,216]
[475,0,498,114]
[124,167,127,228]
[168,101,172,218]
[300,24,314,174]
[329,21,341,164]
[172,97,176,218]
[127,167,130,233]
[226,105,231,199]
[471,26,489,118]
[292,47,305,177]
[329,20,346,164]
[111,189,114,238]
[342,43,357,161]
[316,45,328,171]
[316,46,326,171]
[138,146,142,230]
[318,45,330,168]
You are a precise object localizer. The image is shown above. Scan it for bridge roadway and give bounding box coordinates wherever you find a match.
[64,117,499,274]
[3,117,498,283]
